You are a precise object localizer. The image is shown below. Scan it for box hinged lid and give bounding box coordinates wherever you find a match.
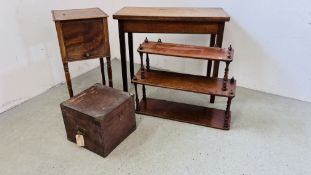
[61,84,131,119]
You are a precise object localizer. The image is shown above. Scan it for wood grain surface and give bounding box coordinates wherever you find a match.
[61,84,131,119]
[132,69,236,98]
[113,7,230,21]
[52,8,108,21]
[136,98,231,130]
[139,41,233,61]
[61,19,107,61]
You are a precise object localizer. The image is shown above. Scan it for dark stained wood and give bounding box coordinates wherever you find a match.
[102,17,112,57]
[136,98,231,130]
[134,82,139,111]
[138,41,234,62]
[52,8,108,21]
[133,36,236,129]
[142,85,146,100]
[106,57,113,87]
[132,69,236,98]
[123,21,219,34]
[113,7,230,22]
[146,53,150,71]
[207,34,216,77]
[62,63,73,97]
[211,23,226,103]
[60,84,136,157]
[118,21,128,92]
[128,33,134,79]
[222,62,230,91]
[100,58,106,85]
[53,8,112,97]
[61,19,108,61]
[113,7,230,92]
[224,97,233,129]
[139,52,145,79]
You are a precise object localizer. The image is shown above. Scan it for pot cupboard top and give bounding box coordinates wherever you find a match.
[52,8,108,21]
[113,7,230,21]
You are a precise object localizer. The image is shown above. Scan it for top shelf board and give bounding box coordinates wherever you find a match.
[138,41,234,62]
[113,7,230,22]
[52,8,108,21]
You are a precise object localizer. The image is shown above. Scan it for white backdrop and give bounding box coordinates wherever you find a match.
[1,0,311,113]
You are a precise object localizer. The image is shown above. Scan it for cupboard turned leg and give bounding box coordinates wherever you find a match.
[224,97,232,129]
[142,85,146,100]
[106,57,113,88]
[99,58,106,85]
[134,81,140,111]
[139,51,145,79]
[222,62,230,91]
[63,62,73,97]
[146,53,150,71]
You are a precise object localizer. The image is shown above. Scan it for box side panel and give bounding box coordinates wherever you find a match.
[60,105,106,157]
[101,96,136,156]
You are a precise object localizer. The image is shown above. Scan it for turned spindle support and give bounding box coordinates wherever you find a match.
[139,50,145,79]
[99,58,106,85]
[146,54,150,71]
[224,97,232,129]
[142,85,146,100]
[63,63,73,97]
[134,82,140,111]
[222,62,230,91]
[106,57,113,88]
[222,45,233,91]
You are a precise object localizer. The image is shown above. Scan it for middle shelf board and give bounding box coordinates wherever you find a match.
[133,69,236,98]
[138,41,234,62]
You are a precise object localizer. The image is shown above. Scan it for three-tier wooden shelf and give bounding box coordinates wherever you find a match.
[132,39,236,130]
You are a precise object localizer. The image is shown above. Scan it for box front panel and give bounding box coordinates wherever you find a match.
[61,19,108,61]
[61,106,105,157]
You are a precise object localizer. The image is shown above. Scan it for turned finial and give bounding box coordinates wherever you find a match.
[230,90,234,95]
[230,77,235,84]
[158,38,162,43]
[228,45,232,51]
[144,37,149,43]
[139,44,143,50]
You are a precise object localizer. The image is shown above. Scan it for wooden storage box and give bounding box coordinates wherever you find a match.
[60,84,136,157]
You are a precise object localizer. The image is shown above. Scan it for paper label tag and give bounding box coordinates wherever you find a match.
[75,134,85,147]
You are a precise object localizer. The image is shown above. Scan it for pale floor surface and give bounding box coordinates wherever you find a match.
[0,59,310,175]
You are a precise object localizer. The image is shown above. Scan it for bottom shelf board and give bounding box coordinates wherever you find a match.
[136,98,231,130]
